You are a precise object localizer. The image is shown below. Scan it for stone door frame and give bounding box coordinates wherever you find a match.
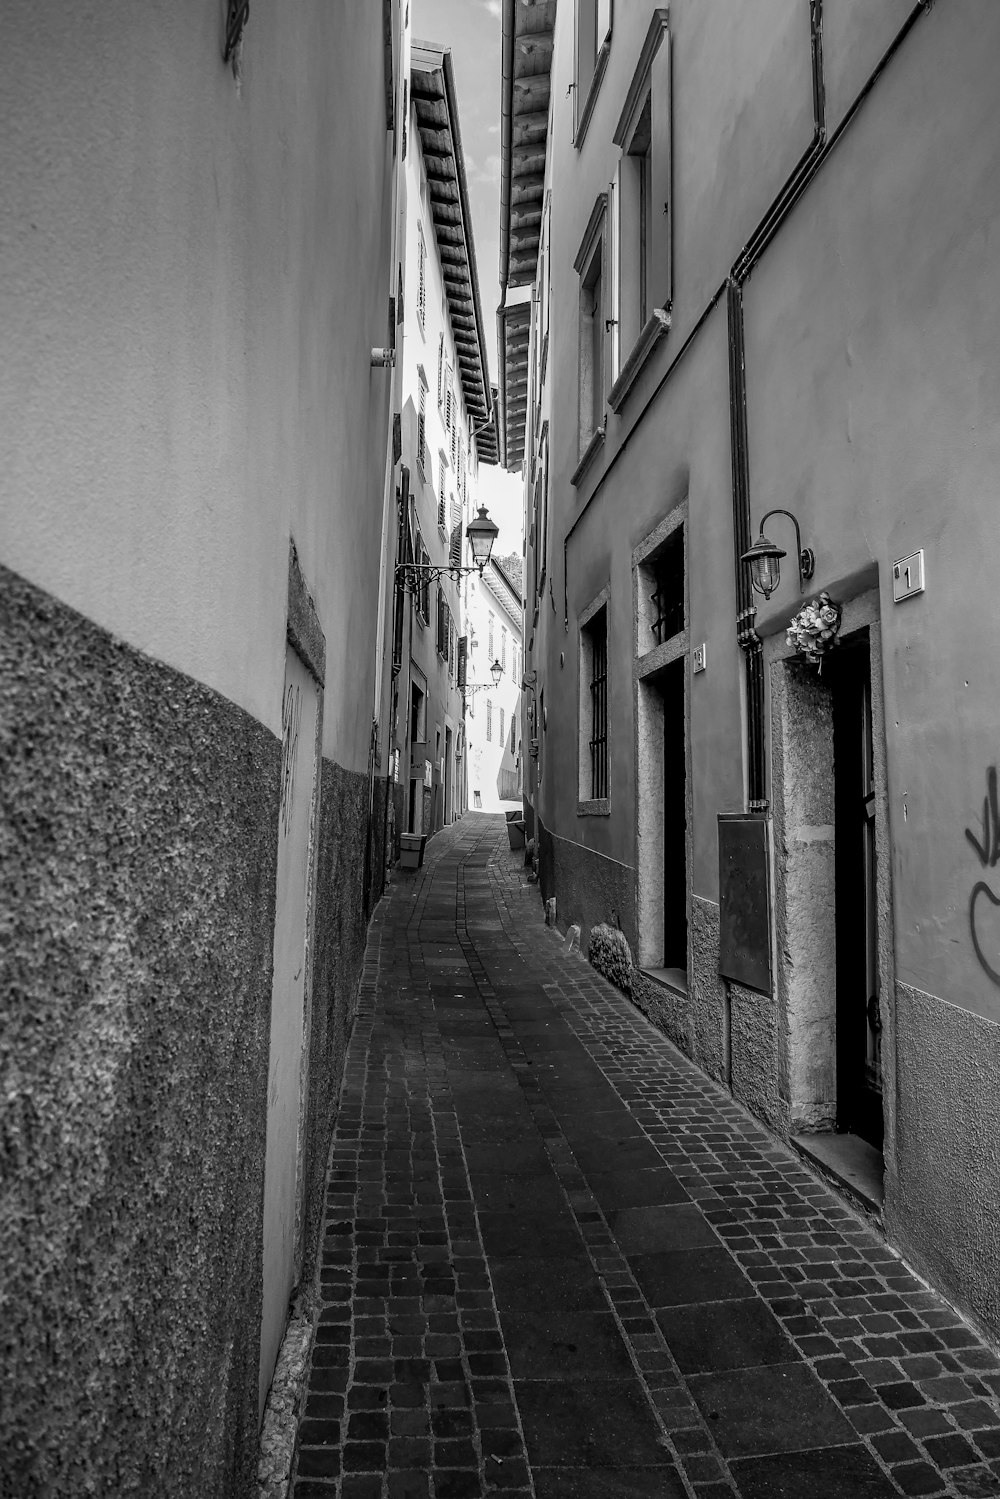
[766,586,897,1168]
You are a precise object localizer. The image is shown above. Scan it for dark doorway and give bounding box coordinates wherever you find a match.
[831,638,883,1149]
[662,655,687,973]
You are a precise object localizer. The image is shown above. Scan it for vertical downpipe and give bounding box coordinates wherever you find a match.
[727,280,766,809]
[728,0,826,811]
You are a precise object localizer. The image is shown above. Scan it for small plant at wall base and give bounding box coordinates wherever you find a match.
[588,924,635,995]
[786,592,842,669]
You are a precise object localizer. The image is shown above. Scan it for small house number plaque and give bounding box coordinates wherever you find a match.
[892,549,925,603]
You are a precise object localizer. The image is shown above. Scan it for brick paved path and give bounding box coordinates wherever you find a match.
[290,813,1000,1499]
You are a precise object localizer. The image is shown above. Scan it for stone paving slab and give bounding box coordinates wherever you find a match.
[290,814,1000,1499]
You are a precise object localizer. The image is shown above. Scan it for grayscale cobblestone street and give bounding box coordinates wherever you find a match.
[288,814,1000,1499]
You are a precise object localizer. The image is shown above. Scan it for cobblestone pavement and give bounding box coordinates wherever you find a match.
[290,813,1000,1499]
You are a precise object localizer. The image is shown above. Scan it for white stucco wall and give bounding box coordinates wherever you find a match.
[2,0,399,771]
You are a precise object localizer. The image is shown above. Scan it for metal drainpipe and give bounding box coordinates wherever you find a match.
[727,0,827,811]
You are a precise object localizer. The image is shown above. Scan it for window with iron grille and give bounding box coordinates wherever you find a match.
[648,524,684,646]
[581,605,609,802]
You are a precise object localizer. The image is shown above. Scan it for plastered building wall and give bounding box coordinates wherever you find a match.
[2,0,395,768]
[465,562,523,811]
[519,0,1000,1341]
[1,2,404,1491]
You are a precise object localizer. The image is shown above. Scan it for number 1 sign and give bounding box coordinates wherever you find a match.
[892,549,925,603]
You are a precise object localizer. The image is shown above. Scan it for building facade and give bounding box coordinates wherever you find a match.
[500,0,1000,1344]
[465,553,524,811]
[390,42,499,849]
[2,3,409,1492]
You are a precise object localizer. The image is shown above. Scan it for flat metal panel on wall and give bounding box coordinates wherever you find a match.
[718,813,772,994]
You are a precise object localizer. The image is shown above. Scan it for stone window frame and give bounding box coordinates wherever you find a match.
[631,500,691,972]
[633,498,688,678]
[578,583,612,816]
[572,195,609,486]
[574,0,614,150]
[608,10,673,414]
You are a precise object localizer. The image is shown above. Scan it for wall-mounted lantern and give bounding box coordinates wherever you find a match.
[395,506,499,593]
[741,509,815,600]
[465,506,501,571]
[464,660,503,699]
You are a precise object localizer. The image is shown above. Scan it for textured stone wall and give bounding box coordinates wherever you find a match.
[690,896,727,1084]
[547,826,637,954]
[298,761,371,1290]
[730,984,786,1134]
[889,981,1000,1339]
[1,568,278,1496]
[630,976,694,1059]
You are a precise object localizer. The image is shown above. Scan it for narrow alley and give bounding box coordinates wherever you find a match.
[289,815,1000,1499]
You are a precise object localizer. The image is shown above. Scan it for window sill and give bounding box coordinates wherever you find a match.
[571,425,605,488]
[636,630,687,680]
[608,309,671,414]
[577,798,610,817]
[574,38,612,151]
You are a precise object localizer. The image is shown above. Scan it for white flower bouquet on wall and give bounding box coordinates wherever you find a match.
[786,591,842,669]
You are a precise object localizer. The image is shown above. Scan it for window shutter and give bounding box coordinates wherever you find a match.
[437,334,444,404]
[438,468,446,528]
[650,30,673,310]
[449,502,462,569]
[457,635,468,689]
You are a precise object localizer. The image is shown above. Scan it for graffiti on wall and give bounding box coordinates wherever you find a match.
[279,680,302,836]
[965,766,1000,986]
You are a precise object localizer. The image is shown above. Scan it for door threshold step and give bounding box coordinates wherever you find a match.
[791,1130,884,1216]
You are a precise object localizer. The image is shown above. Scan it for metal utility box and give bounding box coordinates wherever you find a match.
[718,813,772,994]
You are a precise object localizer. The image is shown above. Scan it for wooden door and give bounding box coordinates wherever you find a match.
[833,642,883,1148]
